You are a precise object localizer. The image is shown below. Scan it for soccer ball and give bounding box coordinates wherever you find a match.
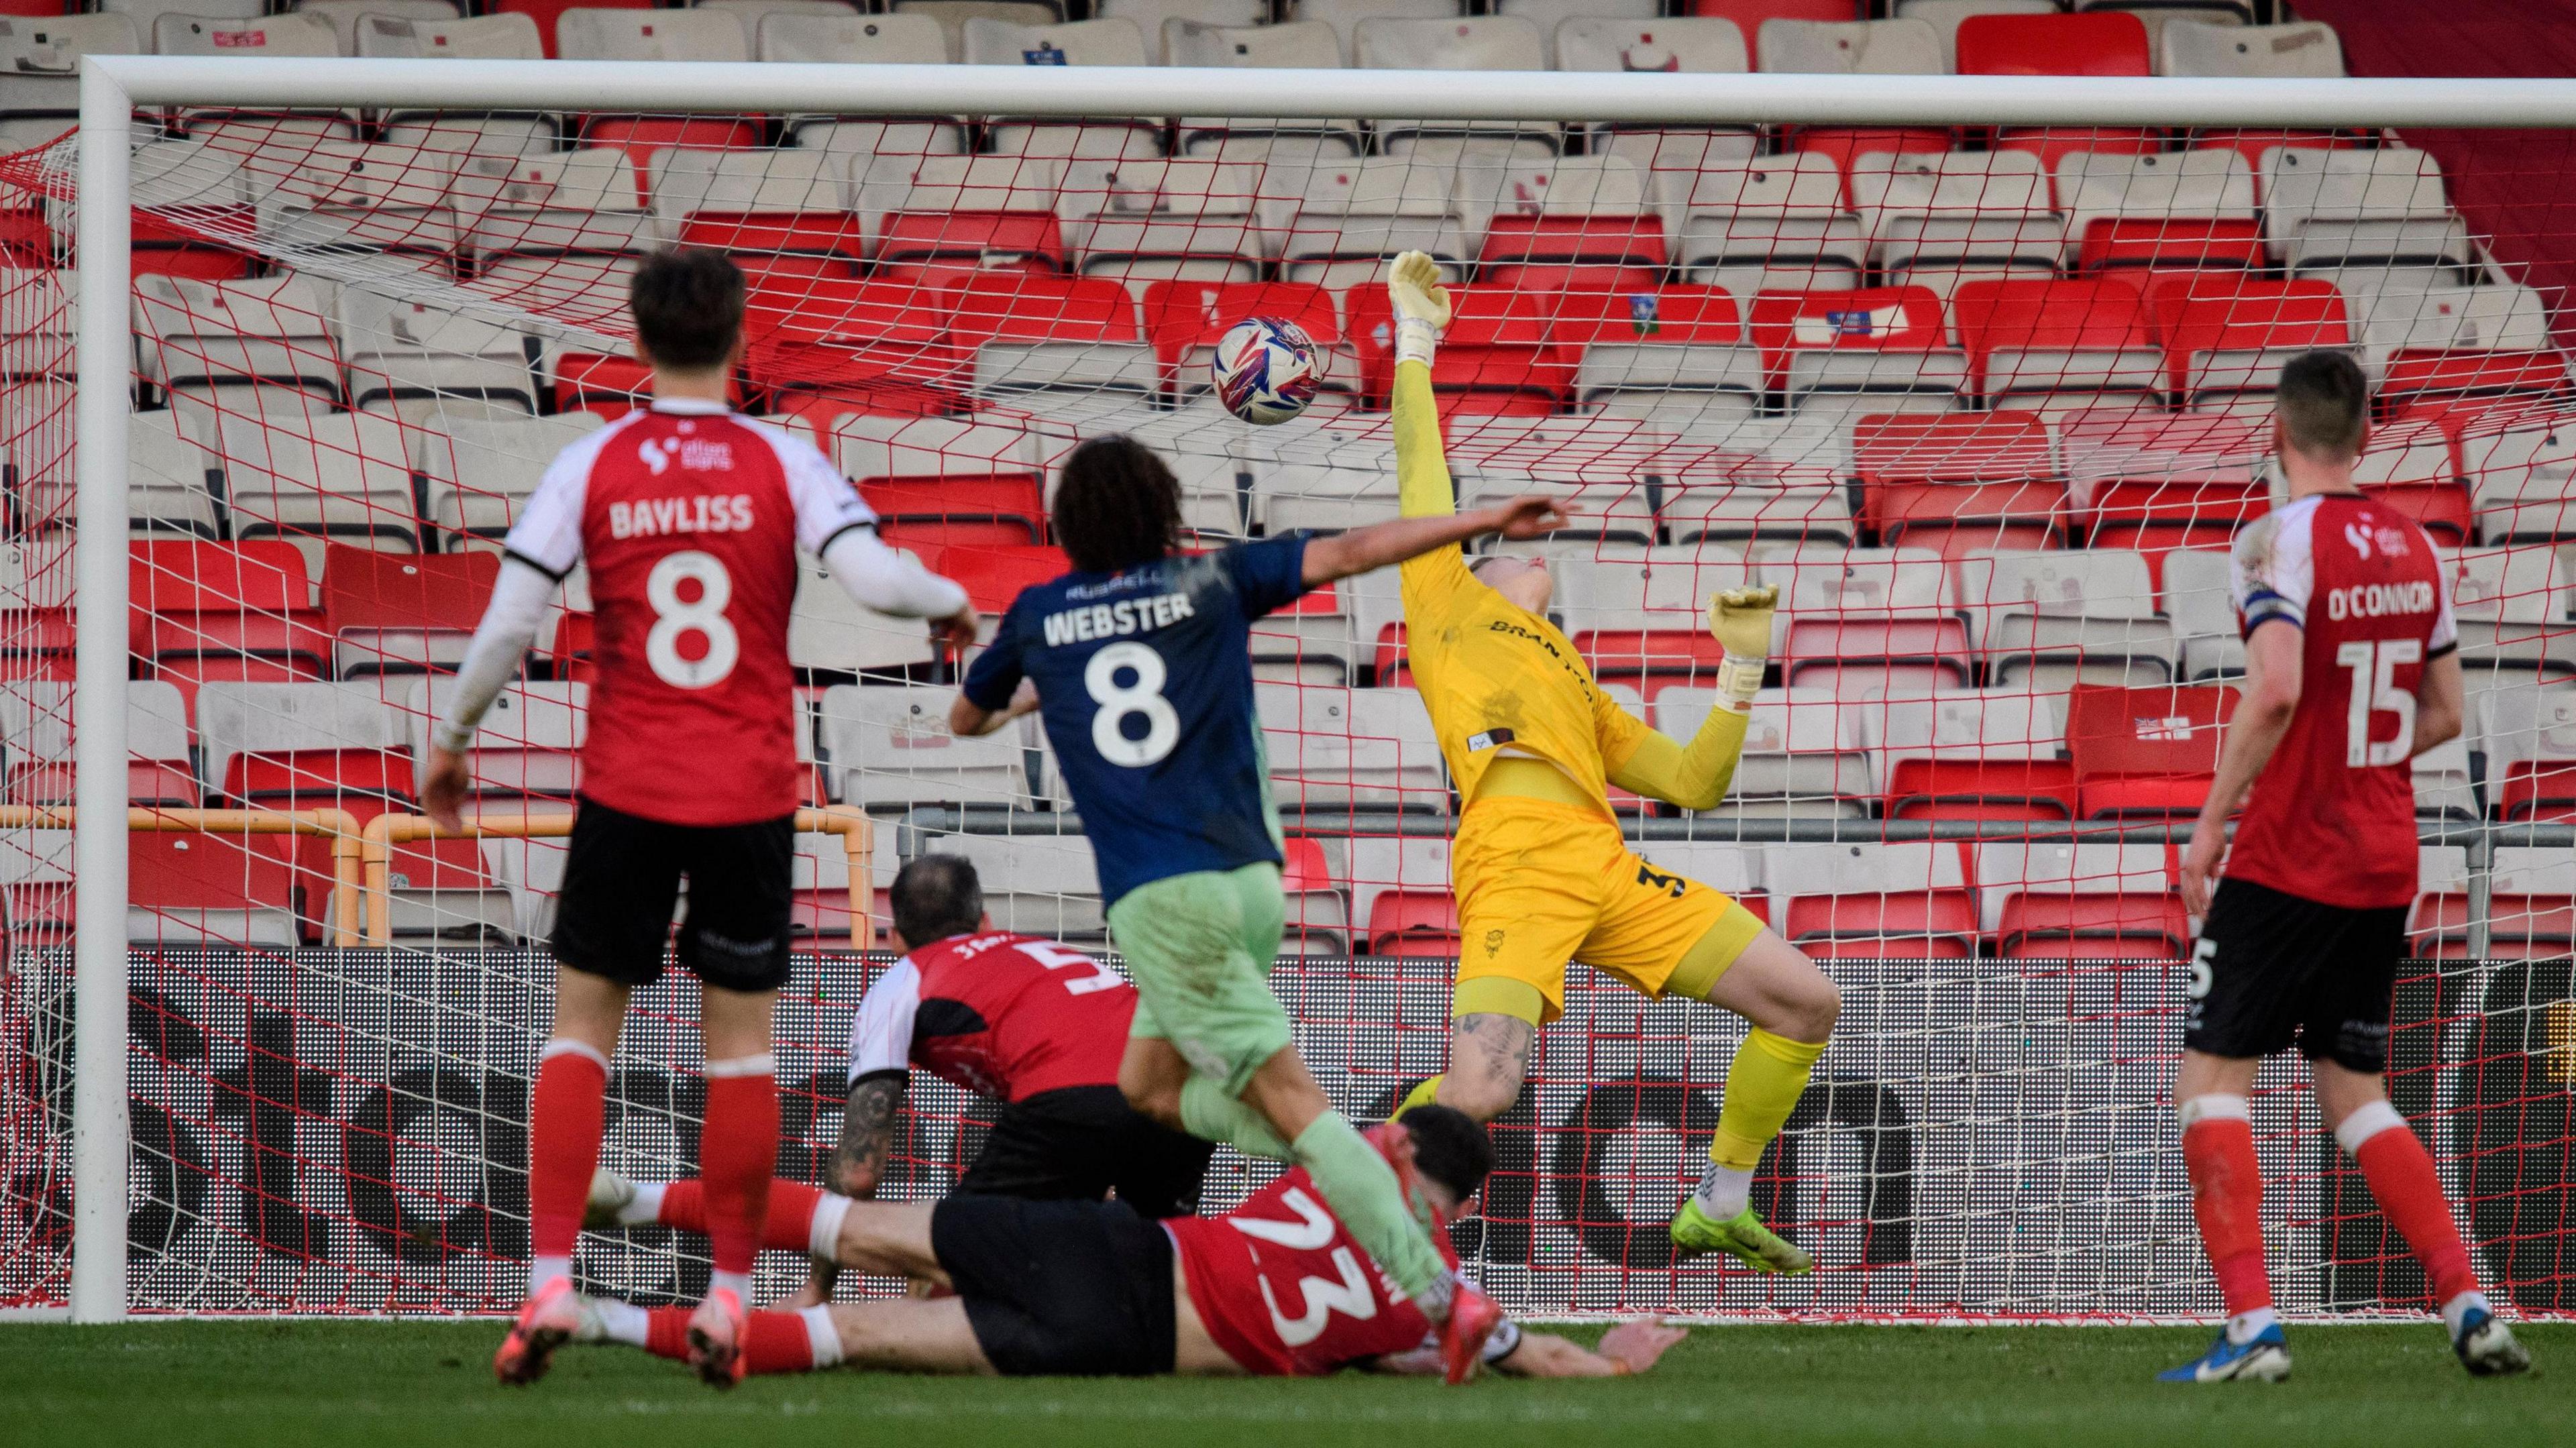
[1211,315,1320,425]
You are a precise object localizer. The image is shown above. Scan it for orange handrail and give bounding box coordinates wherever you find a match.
[360,806,873,949]
[0,805,366,948]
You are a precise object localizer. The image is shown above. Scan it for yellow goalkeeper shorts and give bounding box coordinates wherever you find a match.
[1448,797,1764,1025]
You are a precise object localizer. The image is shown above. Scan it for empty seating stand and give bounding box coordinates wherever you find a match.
[2063,682,2234,819]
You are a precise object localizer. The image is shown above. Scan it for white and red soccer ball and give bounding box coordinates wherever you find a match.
[1211,315,1320,425]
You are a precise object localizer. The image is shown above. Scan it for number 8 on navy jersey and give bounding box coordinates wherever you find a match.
[963,537,1312,907]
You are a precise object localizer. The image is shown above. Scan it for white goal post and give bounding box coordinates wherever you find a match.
[42,55,2576,1323]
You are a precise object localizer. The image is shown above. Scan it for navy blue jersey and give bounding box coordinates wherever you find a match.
[962,537,1311,905]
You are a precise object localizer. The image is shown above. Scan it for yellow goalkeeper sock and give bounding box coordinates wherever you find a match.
[1397,1074,1445,1117]
[1701,1029,1828,1215]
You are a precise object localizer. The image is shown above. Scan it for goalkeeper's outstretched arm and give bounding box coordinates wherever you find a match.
[1386,250,1458,524]
[1603,587,1778,812]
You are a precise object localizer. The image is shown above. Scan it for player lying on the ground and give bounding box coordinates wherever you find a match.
[1375,252,1839,1276]
[948,422,1573,1379]
[584,850,1213,1305]
[2165,349,2528,1384]
[549,1105,1684,1381]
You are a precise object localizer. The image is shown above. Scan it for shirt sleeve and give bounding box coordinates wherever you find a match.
[1219,534,1313,620]
[2232,510,2311,637]
[845,958,922,1085]
[771,425,883,555]
[498,431,606,580]
[959,600,1027,712]
[1392,358,1477,616]
[2428,547,2460,658]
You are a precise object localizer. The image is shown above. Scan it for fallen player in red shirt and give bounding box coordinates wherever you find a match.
[545,1106,1682,1381]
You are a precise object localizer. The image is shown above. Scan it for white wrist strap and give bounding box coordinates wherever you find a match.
[1717,653,1764,707]
[1395,317,1439,368]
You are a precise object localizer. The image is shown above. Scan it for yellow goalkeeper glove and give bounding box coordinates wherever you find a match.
[1387,250,1451,368]
[1708,585,1778,707]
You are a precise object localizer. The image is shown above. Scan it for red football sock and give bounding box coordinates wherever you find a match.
[2182,1107,2271,1317]
[646,1306,694,1362]
[639,1307,812,1375]
[743,1311,816,1374]
[528,1042,610,1273]
[655,1176,824,1252]
[2349,1113,2479,1305]
[700,1062,780,1281]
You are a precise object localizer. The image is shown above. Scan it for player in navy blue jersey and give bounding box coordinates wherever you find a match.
[949,434,1563,1382]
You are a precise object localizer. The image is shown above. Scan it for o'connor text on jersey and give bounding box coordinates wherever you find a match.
[1041,593,1198,647]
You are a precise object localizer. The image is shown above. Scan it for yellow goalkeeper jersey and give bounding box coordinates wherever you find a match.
[1394,359,1750,815]
[1396,363,1644,811]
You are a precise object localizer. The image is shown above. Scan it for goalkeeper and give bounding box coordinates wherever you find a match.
[1382,252,1841,1273]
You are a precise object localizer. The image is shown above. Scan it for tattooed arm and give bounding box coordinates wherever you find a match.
[784,1072,908,1307]
[1440,1013,1537,1122]
[834,1072,910,1200]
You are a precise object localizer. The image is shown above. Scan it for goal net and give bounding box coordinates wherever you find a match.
[1,41,2571,1323]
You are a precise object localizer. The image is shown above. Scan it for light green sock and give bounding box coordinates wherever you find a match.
[1291,1111,1449,1303]
[1180,1076,1293,1160]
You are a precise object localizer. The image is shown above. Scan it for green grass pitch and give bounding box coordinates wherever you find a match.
[4,1321,2567,1447]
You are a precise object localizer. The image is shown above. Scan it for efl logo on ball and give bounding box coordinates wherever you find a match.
[1212,315,1320,425]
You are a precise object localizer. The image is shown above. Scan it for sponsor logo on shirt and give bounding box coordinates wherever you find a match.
[1040,592,1197,647]
[606,494,757,539]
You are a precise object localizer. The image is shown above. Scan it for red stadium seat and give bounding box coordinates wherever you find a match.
[676,213,868,286]
[2410,892,2576,960]
[2074,221,2265,281]
[743,276,965,414]
[227,748,415,820]
[0,606,74,680]
[1478,207,1668,298]
[0,205,50,268]
[2057,408,2270,568]
[2381,349,2576,414]
[2145,273,2349,403]
[2064,683,2237,820]
[1143,280,1342,404]
[862,476,1046,551]
[1955,12,2150,77]
[129,830,311,946]
[1996,891,2190,960]
[129,541,329,700]
[132,211,255,283]
[1850,412,2064,557]
[1953,276,2161,412]
[1746,284,1953,399]
[1366,891,1459,957]
[945,272,1142,351]
[912,543,1072,614]
[321,543,499,679]
[1347,285,1574,410]
[876,209,1067,290]
[1781,891,1978,960]
[2496,760,2576,822]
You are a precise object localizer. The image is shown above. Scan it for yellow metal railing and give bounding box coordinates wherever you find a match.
[2,805,366,947]
[360,805,874,949]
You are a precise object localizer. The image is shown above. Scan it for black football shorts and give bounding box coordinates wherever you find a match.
[957,1084,1217,1221]
[548,795,796,993]
[930,1194,1177,1376]
[2186,877,2410,1074]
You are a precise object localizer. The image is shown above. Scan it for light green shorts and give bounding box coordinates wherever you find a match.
[1107,862,1291,1098]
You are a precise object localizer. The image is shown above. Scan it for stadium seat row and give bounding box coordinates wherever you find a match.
[27,816,2571,962]
[0,7,2349,87]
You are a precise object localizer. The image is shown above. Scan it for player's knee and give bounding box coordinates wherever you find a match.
[1440,1061,1525,1123]
[1781,965,1840,1043]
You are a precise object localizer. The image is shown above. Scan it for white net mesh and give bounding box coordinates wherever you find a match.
[0,18,2571,1319]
